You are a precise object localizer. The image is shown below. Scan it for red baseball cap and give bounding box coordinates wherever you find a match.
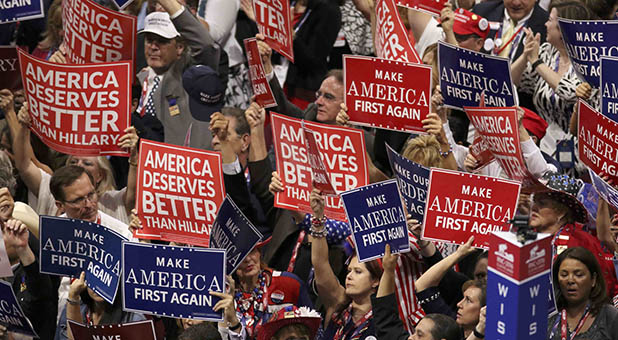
[452,9,490,39]
[521,107,548,140]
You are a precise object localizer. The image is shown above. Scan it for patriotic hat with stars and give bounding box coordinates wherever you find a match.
[452,8,490,39]
[257,306,321,340]
[535,172,588,224]
[182,65,226,122]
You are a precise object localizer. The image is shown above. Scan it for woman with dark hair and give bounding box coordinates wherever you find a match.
[547,247,618,340]
[55,272,145,340]
[310,188,383,340]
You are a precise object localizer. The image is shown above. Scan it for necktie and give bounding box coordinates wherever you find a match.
[499,19,516,58]
[141,76,160,117]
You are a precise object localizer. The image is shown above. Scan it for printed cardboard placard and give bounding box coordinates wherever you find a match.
[439,41,517,110]
[385,143,429,222]
[465,106,543,190]
[62,0,136,69]
[578,100,618,185]
[69,320,156,340]
[0,281,37,337]
[135,139,226,247]
[244,38,277,108]
[469,133,496,171]
[39,216,126,304]
[577,183,599,222]
[341,179,410,262]
[122,243,225,321]
[375,0,421,63]
[111,0,134,10]
[0,47,22,91]
[18,50,131,156]
[559,19,618,87]
[344,55,432,133]
[589,168,618,211]
[600,56,618,122]
[395,0,448,16]
[422,168,521,249]
[253,0,294,62]
[271,113,368,221]
[209,196,263,274]
[0,0,44,24]
[303,124,337,195]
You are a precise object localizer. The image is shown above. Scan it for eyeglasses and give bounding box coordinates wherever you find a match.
[315,91,339,102]
[64,191,97,207]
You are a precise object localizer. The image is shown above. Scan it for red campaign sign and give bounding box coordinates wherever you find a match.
[469,133,496,171]
[344,55,431,133]
[395,0,448,16]
[303,125,337,195]
[0,47,21,91]
[68,320,156,340]
[253,0,294,62]
[578,100,618,185]
[62,0,136,68]
[18,50,131,156]
[375,0,421,63]
[422,168,521,249]
[271,113,368,221]
[135,139,226,247]
[244,38,277,108]
[465,106,543,191]
[488,232,552,281]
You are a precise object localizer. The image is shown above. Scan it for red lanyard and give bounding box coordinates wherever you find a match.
[494,24,525,56]
[333,305,373,340]
[561,306,591,340]
[287,230,306,272]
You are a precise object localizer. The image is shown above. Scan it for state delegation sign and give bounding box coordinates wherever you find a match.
[18,50,131,156]
[578,100,618,185]
[253,0,294,62]
[344,55,432,134]
[422,169,521,249]
[135,140,226,247]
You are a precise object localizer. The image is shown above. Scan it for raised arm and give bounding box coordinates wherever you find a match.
[415,236,475,291]
[118,127,139,215]
[11,101,43,195]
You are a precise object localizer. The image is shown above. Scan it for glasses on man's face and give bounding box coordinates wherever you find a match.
[315,91,338,102]
[64,191,97,207]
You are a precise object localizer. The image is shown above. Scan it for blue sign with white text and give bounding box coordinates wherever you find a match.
[559,19,618,87]
[0,0,44,24]
[589,168,618,210]
[111,0,133,10]
[0,281,37,337]
[209,195,263,274]
[600,56,618,122]
[341,179,410,262]
[577,183,599,223]
[122,243,225,321]
[438,41,517,110]
[386,144,429,222]
[39,216,126,304]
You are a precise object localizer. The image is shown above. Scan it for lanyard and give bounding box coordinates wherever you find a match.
[561,305,591,340]
[290,1,312,33]
[333,306,373,340]
[287,230,306,272]
[493,24,525,56]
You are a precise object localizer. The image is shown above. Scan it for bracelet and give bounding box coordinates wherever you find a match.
[128,159,138,167]
[229,322,241,331]
[440,147,452,157]
[311,215,326,227]
[473,329,485,339]
[67,297,81,306]
[310,224,328,238]
[531,59,543,72]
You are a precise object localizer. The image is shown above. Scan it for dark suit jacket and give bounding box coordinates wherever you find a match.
[472,0,549,61]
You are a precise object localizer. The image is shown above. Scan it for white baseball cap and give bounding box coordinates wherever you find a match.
[139,12,180,39]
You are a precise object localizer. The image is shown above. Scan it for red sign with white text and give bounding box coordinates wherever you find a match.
[303,125,337,195]
[488,232,552,281]
[422,169,521,249]
[469,134,496,171]
[344,55,431,133]
[135,140,226,247]
[578,100,618,185]
[62,0,136,68]
[18,50,130,156]
[271,113,368,221]
[465,107,542,191]
[0,47,21,91]
[253,0,294,62]
[244,38,277,108]
[396,0,449,16]
[375,0,420,63]
[69,320,156,340]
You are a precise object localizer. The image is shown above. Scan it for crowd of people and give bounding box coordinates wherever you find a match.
[1,0,618,339]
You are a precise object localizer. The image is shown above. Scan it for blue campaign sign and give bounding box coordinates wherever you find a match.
[577,183,599,222]
[589,168,618,210]
[122,242,225,321]
[600,56,618,122]
[438,41,517,110]
[0,0,44,24]
[559,19,618,88]
[209,195,263,274]
[385,143,429,222]
[39,216,126,304]
[111,0,133,10]
[341,179,410,262]
[485,269,549,340]
[0,281,37,337]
